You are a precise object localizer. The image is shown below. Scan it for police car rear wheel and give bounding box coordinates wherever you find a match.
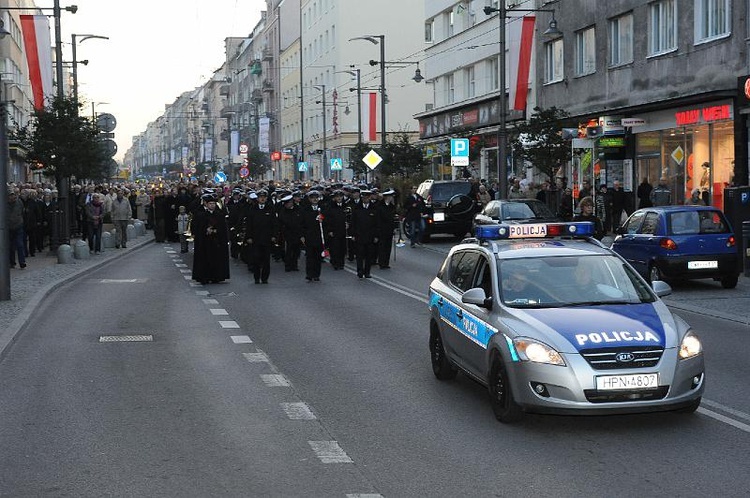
[430,326,457,380]
[488,353,522,423]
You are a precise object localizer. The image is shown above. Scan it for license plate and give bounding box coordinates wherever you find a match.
[687,260,718,270]
[433,212,445,222]
[596,373,659,391]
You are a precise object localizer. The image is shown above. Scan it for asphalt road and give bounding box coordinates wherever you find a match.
[0,240,748,497]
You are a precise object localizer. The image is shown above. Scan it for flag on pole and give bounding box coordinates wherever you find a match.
[362,92,378,143]
[507,15,536,112]
[20,15,54,110]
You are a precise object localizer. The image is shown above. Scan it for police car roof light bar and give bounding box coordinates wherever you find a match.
[474,222,595,241]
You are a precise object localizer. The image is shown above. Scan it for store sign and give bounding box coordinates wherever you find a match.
[598,137,625,148]
[675,104,731,126]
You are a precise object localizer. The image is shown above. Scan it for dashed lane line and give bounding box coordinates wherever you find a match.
[261,374,291,387]
[231,335,253,344]
[308,441,353,463]
[281,402,317,420]
[210,308,229,316]
[219,320,240,329]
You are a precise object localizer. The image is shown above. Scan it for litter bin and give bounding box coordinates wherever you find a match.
[744,220,750,278]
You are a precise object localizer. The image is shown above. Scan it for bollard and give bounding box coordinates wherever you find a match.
[127,223,136,242]
[102,230,113,249]
[73,239,90,260]
[134,220,145,236]
[57,244,73,264]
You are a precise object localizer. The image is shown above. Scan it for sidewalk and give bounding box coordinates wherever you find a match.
[0,231,154,360]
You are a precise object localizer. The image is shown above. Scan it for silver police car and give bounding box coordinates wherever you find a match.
[428,222,704,422]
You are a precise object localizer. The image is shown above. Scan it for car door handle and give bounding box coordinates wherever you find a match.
[455,309,463,319]
[437,297,443,306]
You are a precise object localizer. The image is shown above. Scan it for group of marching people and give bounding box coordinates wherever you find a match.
[191,182,400,285]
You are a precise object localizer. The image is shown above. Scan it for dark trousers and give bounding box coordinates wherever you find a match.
[377,231,393,267]
[252,243,271,282]
[355,240,377,277]
[305,243,323,279]
[347,237,356,261]
[88,222,103,252]
[328,235,346,269]
[9,227,26,266]
[284,239,301,270]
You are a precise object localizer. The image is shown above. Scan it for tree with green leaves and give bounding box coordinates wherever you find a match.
[12,96,113,182]
[509,106,571,182]
[347,141,370,179]
[381,132,426,178]
[247,147,271,179]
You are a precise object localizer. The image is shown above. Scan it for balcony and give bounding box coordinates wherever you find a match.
[219,84,230,96]
[262,79,274,93]
[251,89,263,102]
[262,48,273,61]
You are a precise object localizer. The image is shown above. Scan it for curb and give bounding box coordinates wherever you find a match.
[0,239,154,362]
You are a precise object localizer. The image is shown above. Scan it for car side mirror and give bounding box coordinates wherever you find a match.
[652,280,672,297]
[615,226,626,235]
[462,287,492,309]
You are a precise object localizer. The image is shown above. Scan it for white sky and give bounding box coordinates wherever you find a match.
[62,0,266,162]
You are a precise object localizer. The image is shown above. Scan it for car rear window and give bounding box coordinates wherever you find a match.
[669,210,729,235]
[430,182,472,201]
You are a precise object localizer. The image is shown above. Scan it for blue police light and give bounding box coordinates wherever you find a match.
[475,222,595,241]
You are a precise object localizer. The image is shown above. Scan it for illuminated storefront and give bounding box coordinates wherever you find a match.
[631,100,734,208]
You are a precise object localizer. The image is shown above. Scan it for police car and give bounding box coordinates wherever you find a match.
[428,222,704,423]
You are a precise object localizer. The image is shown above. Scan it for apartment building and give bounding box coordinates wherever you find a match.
[539,0,748,208]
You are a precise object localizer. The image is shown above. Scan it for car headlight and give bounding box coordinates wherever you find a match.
[679,331,702,360]
[513,338,566,366]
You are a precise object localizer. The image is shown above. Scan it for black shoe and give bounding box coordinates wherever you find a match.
[122,245,127,248]
[380,265,390,269]
[365,274,372,278]
[261,281,268,284]
[255,280,261,284]
[115,245,120,249]
[313,277,320,281]
[306,277,312,282]
[20,263,26,269]
[348,257,355,262]
[358,274,364,279]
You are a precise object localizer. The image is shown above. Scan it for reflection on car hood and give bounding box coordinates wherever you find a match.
[513,304,667,352]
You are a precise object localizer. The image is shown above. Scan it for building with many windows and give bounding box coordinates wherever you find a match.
[539,0,747,208]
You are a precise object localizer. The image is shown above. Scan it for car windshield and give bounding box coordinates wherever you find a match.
[499,255,655,308]
[669,210,729,235]
[500,201,555,220]
[429,182,472,201]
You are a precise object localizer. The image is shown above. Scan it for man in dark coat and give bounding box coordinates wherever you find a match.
[278,193,302,272]
[345,186,362,261]
[300,190,325,281]
[637,178,653,209]
[191,193,230,284]
[403,185,426,247]
[350,190,380,278]
[610,180,628,229]
[322,189,348,270]
[376,189,397,269]
[246,190,277,284]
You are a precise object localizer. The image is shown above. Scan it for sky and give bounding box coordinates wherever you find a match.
[61,0,266,162]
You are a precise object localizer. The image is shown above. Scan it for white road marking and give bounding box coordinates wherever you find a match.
[345,268,427,304]
[281,402,317,420]
[701,399,750,423]
[183,275,192,280]
[346,495,384,498]
[219,320,240,329]
[698,407,750,434]
[99,279,139,283]
[261,374,290,387]
[189,283,203,287]
[308,441,353,463]
[243,352,269,363]
[202,299,219,305]
[231,335,253,344]
[180,269,191,274]
[210,308,229,316]
[166,250,177,253]
[175,263,188,268]
[195,291,209,296]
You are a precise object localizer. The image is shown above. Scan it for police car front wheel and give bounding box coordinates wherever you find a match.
[430,326,457,380]
[488,352,522,423]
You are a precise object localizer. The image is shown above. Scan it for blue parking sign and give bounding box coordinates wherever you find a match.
[451,138,469,157]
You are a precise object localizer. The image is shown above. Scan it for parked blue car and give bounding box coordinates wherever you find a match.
[611,206,739,289]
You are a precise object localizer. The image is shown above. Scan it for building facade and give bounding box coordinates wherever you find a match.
[537,0,748,208]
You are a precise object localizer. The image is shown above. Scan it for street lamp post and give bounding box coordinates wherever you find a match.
[313,84,327,179]
[337,68,362,145]
[484,4,561,199]
[350,35,386,183]
[71,33,108,105]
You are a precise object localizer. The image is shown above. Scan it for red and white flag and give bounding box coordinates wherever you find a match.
[20,15,54,110]
[507,15,536,112]
[361,92,379,143]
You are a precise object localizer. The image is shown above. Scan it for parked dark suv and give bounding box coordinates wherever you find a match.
[411,179,478,240]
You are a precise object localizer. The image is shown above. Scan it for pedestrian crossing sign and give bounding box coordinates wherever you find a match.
[298,161,308,172]
[330,158,343,171]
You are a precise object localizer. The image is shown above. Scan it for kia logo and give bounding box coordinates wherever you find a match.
[616,352,635,363]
